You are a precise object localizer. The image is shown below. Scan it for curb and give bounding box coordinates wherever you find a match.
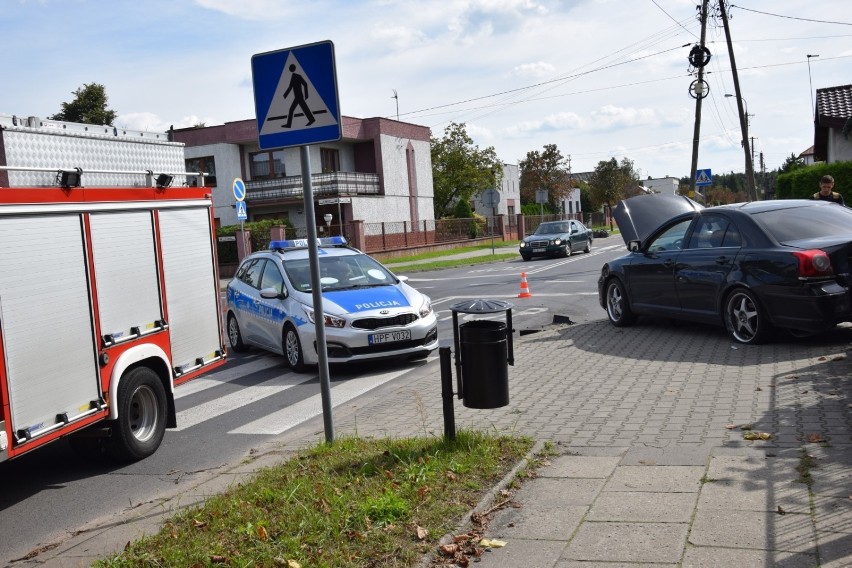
[417,439,547,567]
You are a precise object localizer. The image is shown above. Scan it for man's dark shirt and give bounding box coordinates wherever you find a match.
[812,191,845,206]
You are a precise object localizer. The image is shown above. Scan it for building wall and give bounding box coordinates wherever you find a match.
[185,143,242,225]
[474,163,520,218]
[643,177,679,195]
[828,129,852,163]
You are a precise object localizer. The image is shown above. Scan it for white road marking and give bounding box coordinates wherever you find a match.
[229,367,412,435]
[174,355,283,399]
[175,374,300,431]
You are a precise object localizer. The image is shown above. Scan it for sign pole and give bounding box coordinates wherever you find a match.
[301,146,334,442]
[337,199,343,238]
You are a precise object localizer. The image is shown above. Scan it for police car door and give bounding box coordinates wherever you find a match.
[255,260,289,351]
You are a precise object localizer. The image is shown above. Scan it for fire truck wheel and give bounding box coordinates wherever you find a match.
[227,313,247,352]
[109,366,167,462]
[283,324,306,372]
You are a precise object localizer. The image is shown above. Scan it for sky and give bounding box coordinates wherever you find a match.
[2,0,850,181]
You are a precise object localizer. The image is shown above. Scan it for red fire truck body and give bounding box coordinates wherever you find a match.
[0,174,226,462]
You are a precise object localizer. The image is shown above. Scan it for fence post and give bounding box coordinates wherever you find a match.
[517,214,526,239]
[236,229,252,261]
[351,220,365,251]
[404,221,409,247]
[270,225,287,241]
[381,222,387,251]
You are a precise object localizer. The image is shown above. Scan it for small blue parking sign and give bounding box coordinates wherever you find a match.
[232,178,246,202]
[251,40,341,150]
[236,201,247,221]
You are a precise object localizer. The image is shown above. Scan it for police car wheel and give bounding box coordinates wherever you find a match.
[108,366,167,462]
[284,324,306,372]
[227,314,247,352]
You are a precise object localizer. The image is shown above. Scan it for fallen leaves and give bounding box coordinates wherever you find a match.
[807,433,826,443]
[777,506,786,515]
[743,432,772,441]
[415,525,428,541]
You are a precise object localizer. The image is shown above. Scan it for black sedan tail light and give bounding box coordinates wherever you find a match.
[793,249,833,277]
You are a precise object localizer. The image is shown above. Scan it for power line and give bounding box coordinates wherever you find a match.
[729,5,852,26]
[649,0,698,38]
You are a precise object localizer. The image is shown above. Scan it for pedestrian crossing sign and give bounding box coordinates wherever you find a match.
[236,200,247,221]
[251,41,341,150]
[696,168,712,187]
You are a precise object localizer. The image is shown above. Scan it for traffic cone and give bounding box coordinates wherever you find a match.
[518,272,532,298]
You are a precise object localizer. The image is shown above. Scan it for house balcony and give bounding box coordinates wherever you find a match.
[245,171,381,203]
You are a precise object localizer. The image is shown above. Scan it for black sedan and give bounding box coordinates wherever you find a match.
[519,220,593,260]
[598,194,852,344]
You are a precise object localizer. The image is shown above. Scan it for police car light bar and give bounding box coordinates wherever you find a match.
[270,236,347,250]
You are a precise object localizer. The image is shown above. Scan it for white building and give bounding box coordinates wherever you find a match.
[642,177,679,195]
[473,163,520,219]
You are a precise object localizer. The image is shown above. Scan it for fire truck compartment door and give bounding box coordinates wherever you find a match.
[158,207,223,372]
[0,215,100,439]
[90,211,163,343]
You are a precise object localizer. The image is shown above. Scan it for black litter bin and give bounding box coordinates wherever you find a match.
[459,320,509,408]
[450,299,514,409]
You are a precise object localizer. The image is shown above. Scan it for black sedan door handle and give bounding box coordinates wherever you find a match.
[663,259,674,267]
[716,256,729,265]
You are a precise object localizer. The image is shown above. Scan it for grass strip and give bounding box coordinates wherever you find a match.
[96,431,533,568]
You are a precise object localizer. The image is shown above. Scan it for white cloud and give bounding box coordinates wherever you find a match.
[512,62,556,78]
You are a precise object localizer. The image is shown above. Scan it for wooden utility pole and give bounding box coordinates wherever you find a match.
[719,0,757,201]
[689,0,710,200]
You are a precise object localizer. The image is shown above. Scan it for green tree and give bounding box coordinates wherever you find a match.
[49,82,117,125]
[587,157,638,213]
[430,122,501,218]
[779,152,805,174]
[518,144,571,209]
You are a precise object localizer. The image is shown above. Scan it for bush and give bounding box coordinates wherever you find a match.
[776,161,852,199]
[452,198,474,219]
[217,218,295,264]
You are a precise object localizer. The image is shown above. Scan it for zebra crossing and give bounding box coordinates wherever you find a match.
[173,351,430,436]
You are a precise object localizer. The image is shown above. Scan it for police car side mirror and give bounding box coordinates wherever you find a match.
[260,287,287,300]
[397,275,409,283]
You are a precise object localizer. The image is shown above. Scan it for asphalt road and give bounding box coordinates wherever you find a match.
[0,236,626,565]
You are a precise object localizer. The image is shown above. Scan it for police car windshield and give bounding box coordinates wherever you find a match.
[284,255,395,292]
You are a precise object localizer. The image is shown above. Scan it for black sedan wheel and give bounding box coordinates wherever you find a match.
[584,239,592,253]
[605,279,636,326]
[284,324,306,372]
[724,288,771,344]
[562,243,572,257]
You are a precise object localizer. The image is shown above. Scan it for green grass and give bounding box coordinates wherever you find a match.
[95,432,533,568]
[382,242,518,264]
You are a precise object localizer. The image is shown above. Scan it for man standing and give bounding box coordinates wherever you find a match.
[811,175,844,205]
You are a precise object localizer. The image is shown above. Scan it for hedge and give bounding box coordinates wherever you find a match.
[776,161,852,200]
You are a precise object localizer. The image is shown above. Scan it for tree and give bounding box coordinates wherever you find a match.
[430,122,501,218]
[587,157,638,216]
[49,83,117,126]
[518,144,571,210]
[779,152,805,174]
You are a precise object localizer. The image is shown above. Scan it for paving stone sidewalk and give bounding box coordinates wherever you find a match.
[30,318,852,567]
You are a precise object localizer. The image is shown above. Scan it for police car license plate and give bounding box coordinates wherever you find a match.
[369,330,411,345]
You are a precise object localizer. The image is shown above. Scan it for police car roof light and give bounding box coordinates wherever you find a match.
[270,236,347,250]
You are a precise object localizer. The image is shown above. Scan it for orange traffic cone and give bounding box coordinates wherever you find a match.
[518,272,532,298]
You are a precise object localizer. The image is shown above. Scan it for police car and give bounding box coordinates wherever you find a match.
[226,237,438,371]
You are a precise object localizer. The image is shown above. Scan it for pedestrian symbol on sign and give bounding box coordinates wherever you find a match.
[259,53,337,136]
[696,168,712,187]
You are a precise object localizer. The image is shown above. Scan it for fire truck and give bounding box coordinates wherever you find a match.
[0,163,226,462]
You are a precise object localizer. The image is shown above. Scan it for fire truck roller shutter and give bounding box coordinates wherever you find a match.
[158,207,224,375]
[0,214,100,441]
[90,212,163,345]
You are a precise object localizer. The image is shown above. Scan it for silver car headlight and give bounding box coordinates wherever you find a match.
[553,239,562,245]
[303,306,346,328]
[419,298,433,318]
[519,241,527,248]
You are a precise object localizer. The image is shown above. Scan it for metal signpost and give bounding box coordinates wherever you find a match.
[233,178,248,256]
[481,188,501,255]
[251,40,342,442]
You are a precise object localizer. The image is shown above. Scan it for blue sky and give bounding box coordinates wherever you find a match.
[2,0,850,180]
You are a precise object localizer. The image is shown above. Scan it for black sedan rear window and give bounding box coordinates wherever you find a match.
[753,205,852,242]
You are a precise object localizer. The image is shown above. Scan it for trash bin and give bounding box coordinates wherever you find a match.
[459,320,509,408]
[450,299,514,409]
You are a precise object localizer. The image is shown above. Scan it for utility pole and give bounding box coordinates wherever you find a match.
[689,0,710,200]
[719,0,757,201]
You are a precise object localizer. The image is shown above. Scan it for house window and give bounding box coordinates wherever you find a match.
[321,148,340,173]
[507,205,515,217]
[249,150,286,180]
[185,156,217,187]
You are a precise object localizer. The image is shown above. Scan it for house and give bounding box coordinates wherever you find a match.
[642,176,679,195]
[171,116,435,233]
[814,84,852,164]
[798,145,816,165]
[473,163,520,219]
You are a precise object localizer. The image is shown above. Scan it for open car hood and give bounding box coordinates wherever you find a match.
[614,194,703,245]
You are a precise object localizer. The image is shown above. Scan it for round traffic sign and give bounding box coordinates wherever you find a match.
[233,178,246,202]
[482,188,501,208]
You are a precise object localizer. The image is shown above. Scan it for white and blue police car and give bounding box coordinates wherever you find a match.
[226,237,438,371]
